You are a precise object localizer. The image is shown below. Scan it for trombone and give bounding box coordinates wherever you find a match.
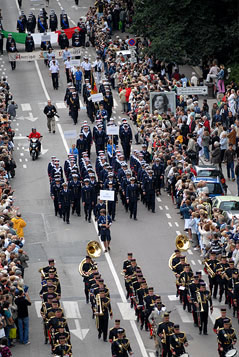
[95,293,104,329]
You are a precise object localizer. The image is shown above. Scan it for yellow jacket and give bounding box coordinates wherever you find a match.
[11,217,26,238]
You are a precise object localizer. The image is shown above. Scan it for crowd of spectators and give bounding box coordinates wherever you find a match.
[0,77,31,353]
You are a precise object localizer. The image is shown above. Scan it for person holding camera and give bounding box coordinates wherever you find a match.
[15,289,31,345]
[43,100,58,134]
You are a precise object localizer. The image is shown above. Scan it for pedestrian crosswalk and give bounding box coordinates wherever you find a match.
[34,300,81,319]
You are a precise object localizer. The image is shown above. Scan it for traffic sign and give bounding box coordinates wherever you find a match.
[176,86,208,96]
[128,38,136,47]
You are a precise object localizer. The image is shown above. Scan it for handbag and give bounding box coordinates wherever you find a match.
[9,327,16,339]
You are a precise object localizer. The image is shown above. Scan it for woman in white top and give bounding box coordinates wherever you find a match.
[228,89,236,116]
[198,222,212,256]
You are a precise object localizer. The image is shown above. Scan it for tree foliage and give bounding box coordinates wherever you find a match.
[131,0,239,65]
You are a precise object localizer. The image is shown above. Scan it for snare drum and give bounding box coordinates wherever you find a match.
[226,349,238,357]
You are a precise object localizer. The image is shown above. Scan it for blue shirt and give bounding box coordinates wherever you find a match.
[75,70,83,81]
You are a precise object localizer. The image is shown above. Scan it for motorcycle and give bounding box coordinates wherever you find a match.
[27,136,42,161]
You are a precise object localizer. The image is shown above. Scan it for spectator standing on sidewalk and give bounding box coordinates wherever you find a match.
[15,290,31,345]
[11,213,26,239]
[235,158,239,195]
[7,101,18,121]
[211,141,221,170]
[224,143,236,181]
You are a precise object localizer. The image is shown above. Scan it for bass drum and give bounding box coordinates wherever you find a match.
[226,349,238,357]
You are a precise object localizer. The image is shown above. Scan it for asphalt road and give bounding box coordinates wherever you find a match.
[1,0,239,356]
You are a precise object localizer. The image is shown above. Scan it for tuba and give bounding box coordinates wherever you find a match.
[79,241,102,276]
[168,235,190,270]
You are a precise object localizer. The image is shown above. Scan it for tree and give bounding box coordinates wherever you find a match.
[131,0,239,65]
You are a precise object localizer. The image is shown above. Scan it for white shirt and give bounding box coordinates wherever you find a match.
[81,61,91,71]
[49,63,59,73]
[93,60,103,71]
[64,59,72,69]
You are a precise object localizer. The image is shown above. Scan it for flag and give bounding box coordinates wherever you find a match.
[90,72,98,94]
[55,26,81,40]
[2,30,27,44]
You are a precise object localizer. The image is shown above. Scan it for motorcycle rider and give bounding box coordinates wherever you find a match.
[28,128,42,153]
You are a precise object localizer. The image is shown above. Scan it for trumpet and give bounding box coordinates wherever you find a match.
[204,261,215,278]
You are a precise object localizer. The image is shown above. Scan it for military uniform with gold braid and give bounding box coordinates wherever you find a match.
[217,318,237,357]
[111,328,133,357]
[169,324,188,356]
[96,289,113,342]
[215,256,229,303]
[143,287,159,332]
[178,264,193,312]
[109,320,126,343]
[157,312,174,357]
[53,335,72,356]
[197,282,213,335]
[204,252,219,299]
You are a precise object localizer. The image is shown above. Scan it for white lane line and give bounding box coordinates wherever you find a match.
[168,295,178,301]
[159,206,163,210]
[21,103,32,111]
[198,259,202,265]
[80,100,83,107]
[34,61,50,100]
[176,305,194,323]
[188,249,193,255]
[34,56,149,357]
[16,123,19,126]
[113,110,116,114]
[20,153,24,156]
[114,102,118,107]
[166,213,171,219]
[165,205,169,210]
[191,260,196,265]
[17,147,19,150]
[176,231,181,235]
[19,159,22,162]
[15,128,19,131]
[117,302,136,320]
[25,158,28,162]
[149,353,155,357]
[23,164,27,168]
[70,19,77,26]
[156,197,162,202]
[175,222,179,227]
[168,222,172,227]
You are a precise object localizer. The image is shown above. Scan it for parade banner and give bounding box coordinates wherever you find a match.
[2,26,81,45]
[8,48,81,61]
[2,30,27,44]
[32,32,58,45]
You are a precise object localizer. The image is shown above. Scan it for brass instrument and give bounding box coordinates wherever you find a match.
[95,293,104,329]
[204,261,215,278]
[168,235,190,270]
[79,241,102,276]
[161,329,167,344]
[196,291,204,328]
[39,268,46,279]
[95,293,103,316]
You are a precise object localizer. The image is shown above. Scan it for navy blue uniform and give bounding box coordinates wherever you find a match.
[69,180,81,216]
[59,189,71,223]
[82,185,93,222]
[126,184,139,219]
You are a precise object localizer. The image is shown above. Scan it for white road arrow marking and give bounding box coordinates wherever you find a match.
[71,5,78,9]
[70,319,89,341]
[17,116,25,120]
[25,112,38,122]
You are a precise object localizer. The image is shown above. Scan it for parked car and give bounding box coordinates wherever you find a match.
[194,165,227,194]
[192,176,225,197]
[212,196,239,222]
